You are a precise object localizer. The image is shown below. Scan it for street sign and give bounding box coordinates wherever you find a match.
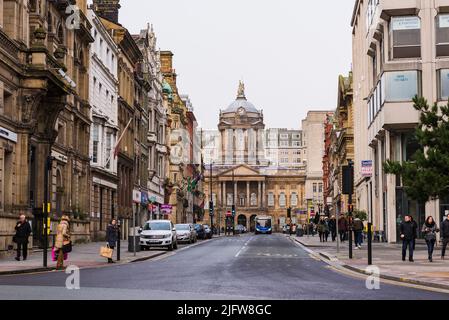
[361,160,373,177]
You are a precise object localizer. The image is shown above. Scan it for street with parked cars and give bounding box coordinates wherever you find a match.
[139,220,217,251]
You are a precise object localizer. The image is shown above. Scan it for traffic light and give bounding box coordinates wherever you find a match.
[209,201,214,216]
[348,204,354,213]
[231,205,236,217]
[287,207,292,219]
[342,165,354,195]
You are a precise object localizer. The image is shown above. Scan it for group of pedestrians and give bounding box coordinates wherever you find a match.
[400,214,449,263]
[12,215,120,269]
[314,214,365,249]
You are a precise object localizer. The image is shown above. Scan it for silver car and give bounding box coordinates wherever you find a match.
[175,224,197,244]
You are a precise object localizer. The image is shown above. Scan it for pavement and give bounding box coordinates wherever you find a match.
[0,238,210,275]
[0,233,448,300]
[292,235,449,290]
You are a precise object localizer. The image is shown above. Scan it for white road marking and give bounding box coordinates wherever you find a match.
[235,236,254,258]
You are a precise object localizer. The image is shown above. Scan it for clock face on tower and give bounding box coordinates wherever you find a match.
[238,107,245,115]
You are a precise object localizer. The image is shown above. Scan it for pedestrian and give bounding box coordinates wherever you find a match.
[353,218,364,249]
[55,215,71,270]
[422,216,440,263]
[106,219,119,263]
[13,215,32,261]
[441,214,449,260]
[324,218,330,242]
[400,215,416,262]
[338,215,348,242]
[317,216,326,242]
[328,216,337,242]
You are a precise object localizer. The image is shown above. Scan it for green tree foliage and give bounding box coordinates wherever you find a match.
[384,97,449,203]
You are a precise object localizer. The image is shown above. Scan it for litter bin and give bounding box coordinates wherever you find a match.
[296,226,304,237]
[128,235,141,252]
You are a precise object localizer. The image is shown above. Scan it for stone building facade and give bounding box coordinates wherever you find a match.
[87,8,119,239]
[133,25,168,224]
[0,0,94,255]
[323,73,354,217]
[93,0,144,239]
[302,111,333,218]
[160,51,191,225]
[351,0,449,242]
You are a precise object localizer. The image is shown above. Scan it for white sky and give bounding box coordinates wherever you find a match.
[112,0,354,129]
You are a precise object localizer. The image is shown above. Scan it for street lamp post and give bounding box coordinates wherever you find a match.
[210,162,214,234]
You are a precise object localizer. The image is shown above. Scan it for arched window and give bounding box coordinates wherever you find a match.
[250,193,257,206]
[57,23,64,44]
[239,193,245,207]
[30,0,38,12]
[47,12,53,33]
[279,192,286,208]
[291,192,298,207]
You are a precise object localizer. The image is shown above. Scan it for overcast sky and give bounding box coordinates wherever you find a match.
[114,0,354,129]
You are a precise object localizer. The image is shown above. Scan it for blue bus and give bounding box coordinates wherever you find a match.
[255,216,273,235]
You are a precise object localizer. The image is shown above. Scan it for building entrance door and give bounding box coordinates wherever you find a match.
[249,215,257,232]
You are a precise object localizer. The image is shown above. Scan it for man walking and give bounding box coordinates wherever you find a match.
[14,215,32,261]
[441,214,449,260]
[338,214,348,242]
[353,218,364,249]
[400,215,416,262]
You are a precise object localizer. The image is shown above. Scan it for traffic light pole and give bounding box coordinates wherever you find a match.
[348,160,354,260]
[43,155,52,268]
[210,162,214,234]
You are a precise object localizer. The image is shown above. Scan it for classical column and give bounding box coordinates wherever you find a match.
[258,181,262,208]
[222,181,226,207]
[262,181,266,208]
[234,181,238,206]
[246,182,250,207]
[218,180,222,207]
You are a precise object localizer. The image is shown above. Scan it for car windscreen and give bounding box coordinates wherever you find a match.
[144,222,171,231]
[175,225,190,231]
[257,219,271,228]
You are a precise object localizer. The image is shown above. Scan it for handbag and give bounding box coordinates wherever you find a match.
[100,245,114,259]
[62,241,72,254]
[52,247,68,262]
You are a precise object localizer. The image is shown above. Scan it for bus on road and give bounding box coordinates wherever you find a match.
[255,216,273,235]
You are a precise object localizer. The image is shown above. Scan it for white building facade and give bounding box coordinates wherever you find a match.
[88,9,119,238]
[352,0,449,242]
[302,111,333,216]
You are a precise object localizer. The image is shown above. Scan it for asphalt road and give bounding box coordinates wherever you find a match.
[0,234,447,300]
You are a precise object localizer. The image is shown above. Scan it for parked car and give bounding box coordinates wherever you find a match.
[203,225,213,239]
[236,224,247,234]
[194,224,206,240]
[139,220,178,251]
[175,224,197,244]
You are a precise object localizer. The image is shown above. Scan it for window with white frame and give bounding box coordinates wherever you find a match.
[291,192,298,207]
[279,193,286,208]
[384,71,420,102]
[105,132,112,169]
[440,69,449,100]
[92,124,99,164]
[436,14,449,57]
[268,193,275,207]
[390,16,421,59]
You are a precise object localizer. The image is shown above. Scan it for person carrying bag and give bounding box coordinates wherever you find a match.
[55,215,71,270]
[104,219,118,263]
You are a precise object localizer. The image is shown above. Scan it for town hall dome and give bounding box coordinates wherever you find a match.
[223,81,259,114]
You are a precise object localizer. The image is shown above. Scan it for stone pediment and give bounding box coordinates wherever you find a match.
[219,165,260,177]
